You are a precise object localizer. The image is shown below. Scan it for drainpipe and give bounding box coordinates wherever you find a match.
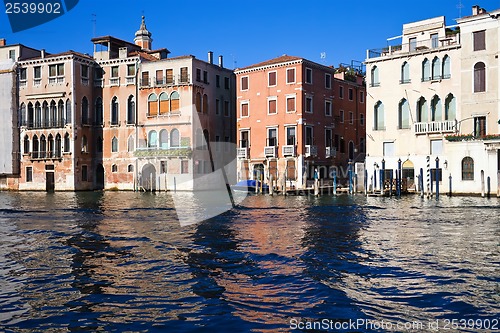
[134,57,140,191]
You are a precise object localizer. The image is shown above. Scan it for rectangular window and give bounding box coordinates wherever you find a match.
[224,77,230,89]
[224,101,230,117]
[339,86,344,99]
[268,99,277,114]
[305,96,313,113]
[409,37,417,52]
[430,139,443,155]
[216,99,220,115]
[360,91,364,103]
[325,128,333,147]
[360,113,364,125]
[181,160,189,174]
[203,70,208,83]
[81,65,89,78]
[325,100,332,116]
[473,30,486,51]
[286,96,295,112]
[19,68,27,81]
[49,63,64,77]
[94,67,103,79]
[110,66,119,78]
[348,88,353,101]
[241,76,249,90]
[325,73,331,89]
[240,131,249,148]
[286,68,295,83]
[349,111,354,124]
[26,167,32,182]
[127,64,135,77]
[430,168,443,182]
[305,68,312,84]
[160,161,167,174]
[180,67,189,83]
[82,165,88,182]
[241,102,249,117]
[383,142,395,157]
[268,71,277,86]
[286,127,296,145]
[474,116,486,138]
[267,128,277,146]
[339,110,344,123]
[156,70,163,84]
[305,126,313,146]
[141,71,149,86]
[166,69,173,84]
[34,66,41,79]
[431,33,439,48]
[216,74,220,87]
[196,68,201,82]
[9,50,15,61]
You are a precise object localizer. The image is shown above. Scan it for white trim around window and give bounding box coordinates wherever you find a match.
[267,96,278,115]
[240,75,249,91]
[286,93,296,113]
[325,99,332,117]
[240,100,250,118]
[268,71,277,87]
[286,67,296,84]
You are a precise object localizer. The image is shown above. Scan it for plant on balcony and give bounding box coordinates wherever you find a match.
[444,134,474,141]
[134,148,192,158]
[482,134,500,141]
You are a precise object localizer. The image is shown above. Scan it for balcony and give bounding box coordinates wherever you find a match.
[81,78,89,86]
[94,79,103,87]
[325,147,336,158]
[29,151,63,160]
[367,33,460,59]
[282,145,296,157]
[48,76,64,84]
[126,76,136,85]
[21,119,66,129]
[305,145,317,157]
[109,77,120,87]
[414,120,456,134]
[134,147,192,158]
[264,146,278,158]
[178,74,190,84]
[237,147,248,159]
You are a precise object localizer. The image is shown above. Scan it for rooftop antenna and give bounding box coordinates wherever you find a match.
[91,14,96,37]
[457,0,464,18]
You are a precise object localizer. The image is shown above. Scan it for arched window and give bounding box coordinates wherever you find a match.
[203,94,209,114]
[474,62,486,92]
[95,136,103,153]
[148,130,158,148]
[398,98,410,129]
[128,164,134,172]
[170,91,180,113]
[19,103,26,126]
[81,135,88,153]
[43,101,49,127]
[111,97,119,125]
[445,94,456,120]
[348,141,354,160]
[159,129,168,148]
[95,97,103,125]
[50,100,57,126]
[32,135,39,158]
[40,134,46,158]
[55,134,61,157]
[159,92,169,115]
[431,95,442,121]
[64,133,70,153]
[127,95,135,124]
[401,62,410,84]
[195,92,202,113]
[35,102,41,128]
[112,136,118,152]
[112,164,118,173]
[422,58,430,81]
[417,97,428,122]
[27,102,34,127]
[432,57,441,80]
[65,99,72,124]
[148,93,158,116]
[170,128,180,147]
[57,100,64,125]
[374,101,384,130]
[127,135,134,152]
[48,134,54,157]
[81,96,89,125]
[370,66,379,87]
[462,157,474,180]
[442,55,451,79]
[23,135,30,154]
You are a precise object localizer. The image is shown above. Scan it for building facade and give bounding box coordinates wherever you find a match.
[365,6,500,195]
[235,56,365,189]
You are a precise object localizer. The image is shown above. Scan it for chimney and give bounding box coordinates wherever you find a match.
[208,51,213,64]
[218,55,223,68]
[41,49,45,58]
[472,5,479,15]
[479,7,486,14]
[0,38,6,46]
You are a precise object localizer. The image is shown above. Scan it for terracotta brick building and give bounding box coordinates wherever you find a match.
[235,56,365,188]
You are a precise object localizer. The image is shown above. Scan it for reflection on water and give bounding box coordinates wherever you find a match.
[0,192,498,332]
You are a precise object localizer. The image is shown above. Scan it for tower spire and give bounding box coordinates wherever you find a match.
[134,15,152,51]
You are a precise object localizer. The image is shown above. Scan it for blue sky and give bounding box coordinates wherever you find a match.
[1,0,499,69]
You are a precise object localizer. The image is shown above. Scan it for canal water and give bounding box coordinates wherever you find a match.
[0,192,498,332]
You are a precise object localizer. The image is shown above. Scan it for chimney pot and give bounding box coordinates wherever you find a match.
[208,51,213,64]
[41,49,45,58]
[0,38,6,46]
[472,5,479,15]
[218,55,223,68]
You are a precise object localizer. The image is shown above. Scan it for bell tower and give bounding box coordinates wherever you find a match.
[134,16,152,51]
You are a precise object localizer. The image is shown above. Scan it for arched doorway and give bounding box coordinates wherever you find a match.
[141,163,157,191]
[402,160,415,191]
[95,164,104,190]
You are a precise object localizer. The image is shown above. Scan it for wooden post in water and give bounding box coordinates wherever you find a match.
[497,171,500,197]
[448,174,452,197]
[481,170,485,197]
[269,174,274,196]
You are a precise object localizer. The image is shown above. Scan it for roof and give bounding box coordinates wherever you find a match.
[20,50,94,62]
[236,55,302,71]
[91,35,141,50]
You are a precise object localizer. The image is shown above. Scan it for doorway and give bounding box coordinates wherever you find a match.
[46,172,55,192]
[95,164,104,190]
